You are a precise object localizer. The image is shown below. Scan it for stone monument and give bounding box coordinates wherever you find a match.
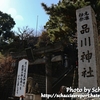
[76,5,100,89]
[76,5,100,99]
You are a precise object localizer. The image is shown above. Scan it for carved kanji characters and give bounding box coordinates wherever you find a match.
[87,67,94,77]
[79,11,89,21]
[80,24,90,34]
[82,67,94,77]
[81,50,92,62]
[84,11,89,20]
[82,68,87,77]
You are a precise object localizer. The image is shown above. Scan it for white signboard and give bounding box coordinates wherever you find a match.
[15,59,29,97]
[76,6,99,88]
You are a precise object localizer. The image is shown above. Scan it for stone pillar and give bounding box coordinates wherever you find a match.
[76,6,100,89]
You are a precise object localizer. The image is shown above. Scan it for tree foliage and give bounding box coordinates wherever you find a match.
[0,54,15,86]
[36,30,51,47]
[41,0,100,43]
[0,11,15,41]
[0,11,16,53]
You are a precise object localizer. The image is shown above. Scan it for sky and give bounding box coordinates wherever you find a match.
[0,0,59,34]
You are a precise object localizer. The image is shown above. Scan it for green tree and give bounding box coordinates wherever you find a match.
[41,0,100,43]
[40,0,100,72]
[0,11,15,53]
[0,11,15,41]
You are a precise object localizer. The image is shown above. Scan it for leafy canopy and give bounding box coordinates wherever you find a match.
[0,11,15,40]
[41,0,100,43]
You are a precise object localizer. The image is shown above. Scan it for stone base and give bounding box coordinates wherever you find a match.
[25,93,41,100]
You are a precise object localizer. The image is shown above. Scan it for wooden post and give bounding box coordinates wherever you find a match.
[20,95,24,100]
[45,54,52,94]
[20,97,23,100]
